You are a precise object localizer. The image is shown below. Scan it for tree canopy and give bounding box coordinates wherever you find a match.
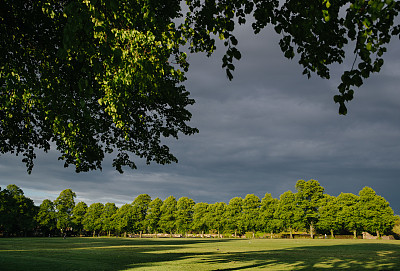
[1,0,400,173]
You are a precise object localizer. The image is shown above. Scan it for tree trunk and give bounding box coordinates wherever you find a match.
[170,231,172,238]
[353,230,356,239]
[93,230,96,238]
[140,231,142,238]
[270,231,273,239]
[155,231,158,238]
[289,229,293,239]
[124,232,127,238]
[252,232,255,239]
[234,229,237,238]
[330,229,334,239]
[108,230,111,237]
[218,230,220,238]
[310,224,314,239]
[376,230,380,238]
[201,230,204,238]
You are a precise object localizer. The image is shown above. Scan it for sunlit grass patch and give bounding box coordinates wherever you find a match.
[0,238,399,270]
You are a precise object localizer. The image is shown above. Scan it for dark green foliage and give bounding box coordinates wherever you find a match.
[225,197,244,236]
[71,201,88,235]
[176,197,195,235]
[101,202,118,236]
[274,191,303,237]
[205,202,227,237]
[1,0,399,172]
[295,179,325,237]
[192,202,209,235]
[54,189,76,233]
[35,199,57,236]
[131,194,151,234]
[357,187,395,236]
[83,202,104,236]
[0,185,37,236]
[242,194,260,233]
[145,198,163,234]
[159,196,177,235]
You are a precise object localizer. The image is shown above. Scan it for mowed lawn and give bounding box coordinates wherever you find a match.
[1,237,399,270]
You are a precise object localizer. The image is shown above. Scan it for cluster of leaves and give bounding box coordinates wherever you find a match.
[1,0,400,173]
[3,180,396,237]
[1,0,197,173]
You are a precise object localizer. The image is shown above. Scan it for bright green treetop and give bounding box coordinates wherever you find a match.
[192,202,209,234]
[36,199,57,235]
[225,197,244,235]
[145,197,163,234]
[357,186,395,236]
[336,192,362,235]
[131,194,152,233]
[54,189,76,232]
[71,201,88,233]
[274,191,303,234]
[159,195,177,234]
[242,194,261,233]
[101,202,118,235]
[176,196,195,234]
[317,194,341,235]
[83,202,104,235]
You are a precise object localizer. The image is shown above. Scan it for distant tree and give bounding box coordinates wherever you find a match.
[0,187,14,235]
[83,202,104,237]
[176,197,195,237]
[1,185,37,236]
[54,189,76,234]
[101,202,118,237]
[259,193,279,237]
[71,201,88,236]
[225,197,244,238]
[112,204,134,237]
[192,202,209,238]
[317,194,340,238]
[335,193,362,237]
[131,194,152,236]
[357,187,395,237]
[295,179,325,238]
[242,194,260,237]
[205,202,227,238]
[392,216,400,238]
[274,191,303,238]
[145,198,163,236]
[159,196,177,236]
[35,199,57,236]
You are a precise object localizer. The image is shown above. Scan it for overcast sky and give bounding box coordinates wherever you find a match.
[1,23,400,214]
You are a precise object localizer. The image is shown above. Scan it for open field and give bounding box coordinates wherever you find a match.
[1,238,399,270]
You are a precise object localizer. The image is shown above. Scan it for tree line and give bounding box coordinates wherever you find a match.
[0,180,397,238]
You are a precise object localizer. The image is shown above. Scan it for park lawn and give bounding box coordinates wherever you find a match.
[0,237,399,271]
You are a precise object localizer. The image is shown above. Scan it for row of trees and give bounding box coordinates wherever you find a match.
[0,180,397,238]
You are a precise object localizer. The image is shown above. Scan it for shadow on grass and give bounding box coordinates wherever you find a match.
[0,238,399,270]
[206,243,400,270]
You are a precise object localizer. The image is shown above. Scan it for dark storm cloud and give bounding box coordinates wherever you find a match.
[1,25,400,213]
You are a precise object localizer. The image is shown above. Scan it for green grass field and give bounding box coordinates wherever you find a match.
[1,237,399,270]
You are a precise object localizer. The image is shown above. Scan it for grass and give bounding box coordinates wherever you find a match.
[0,237,400,270]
